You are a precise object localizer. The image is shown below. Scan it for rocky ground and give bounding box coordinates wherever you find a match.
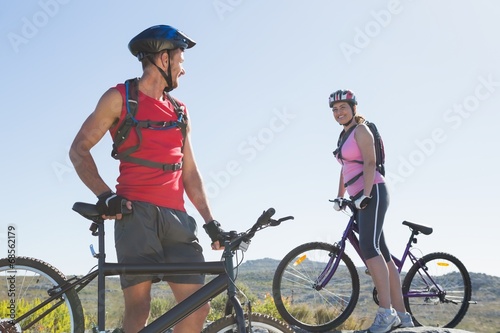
[293,326,476,333]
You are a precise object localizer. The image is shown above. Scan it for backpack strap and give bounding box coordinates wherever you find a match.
[164,92,187,152]
[344,172,363,188]
[332,125,357,162]
[332,125,361,188]
[333,121,385,187]
[111,78,140,160]
[110,78,186,171]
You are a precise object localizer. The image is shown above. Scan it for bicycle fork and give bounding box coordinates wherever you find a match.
[314,243,345,290]
[315,222,358,290]
[224,244,247,333]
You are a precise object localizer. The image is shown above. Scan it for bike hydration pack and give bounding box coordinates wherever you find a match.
[110,78,187,171]
[333,120,386,188]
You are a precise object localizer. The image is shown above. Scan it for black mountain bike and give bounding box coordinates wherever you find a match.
[0,202,294,333]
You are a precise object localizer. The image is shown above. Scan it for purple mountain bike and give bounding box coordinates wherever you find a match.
[272,198,474,332]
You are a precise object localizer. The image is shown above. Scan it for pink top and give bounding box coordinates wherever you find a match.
[336,126,384,197]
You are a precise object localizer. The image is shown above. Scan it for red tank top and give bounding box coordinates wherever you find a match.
[110,83,187,211]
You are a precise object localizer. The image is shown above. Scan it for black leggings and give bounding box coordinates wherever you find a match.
[357,183,391,261]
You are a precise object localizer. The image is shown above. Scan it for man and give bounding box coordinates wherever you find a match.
[69,25,224,332]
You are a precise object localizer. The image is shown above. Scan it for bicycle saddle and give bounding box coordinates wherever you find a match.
[403,221,433,235]
[72,202,100,220]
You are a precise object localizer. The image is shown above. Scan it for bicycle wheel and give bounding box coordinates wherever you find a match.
[0,256,85,332]
[272,242,359,332]
[203,313,294,333]
[402,252,471,328]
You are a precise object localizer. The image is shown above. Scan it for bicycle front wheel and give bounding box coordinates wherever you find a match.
[0,256,85,332]
[203,313,293,333]
[272,242,359,332]
[402,252,471,328]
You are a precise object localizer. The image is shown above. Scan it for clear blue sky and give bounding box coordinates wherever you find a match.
[1,0,499,278]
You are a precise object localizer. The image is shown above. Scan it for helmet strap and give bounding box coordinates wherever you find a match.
[343,116,355,127]
[342,105,356,128]
[146,51,174,92]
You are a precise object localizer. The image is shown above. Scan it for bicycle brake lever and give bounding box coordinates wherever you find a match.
[270,216,294,226]
[278,216,294,223]
[221,230,238,242]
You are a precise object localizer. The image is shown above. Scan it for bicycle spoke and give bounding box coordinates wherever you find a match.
[273,243,359,331]
[403,252,471,328]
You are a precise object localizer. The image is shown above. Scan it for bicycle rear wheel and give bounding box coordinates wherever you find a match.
[272,242,359,332]
[0,256,85,332]
[402,252,471,328]
[202,313,293,333]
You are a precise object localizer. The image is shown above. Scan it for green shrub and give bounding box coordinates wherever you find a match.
[0,298,71,332]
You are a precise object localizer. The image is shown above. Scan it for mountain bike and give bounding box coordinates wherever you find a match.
[0,202,294,333]
[272,198,473,332]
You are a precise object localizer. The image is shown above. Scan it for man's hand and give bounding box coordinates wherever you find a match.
[96,191,131,219]
[203,220,225,250]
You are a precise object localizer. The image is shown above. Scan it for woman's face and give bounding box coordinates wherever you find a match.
[332,101,354,125]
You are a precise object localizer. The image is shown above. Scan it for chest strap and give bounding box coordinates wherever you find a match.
[111,78,187,171]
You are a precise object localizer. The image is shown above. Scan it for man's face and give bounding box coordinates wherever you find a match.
[167,48,185,89]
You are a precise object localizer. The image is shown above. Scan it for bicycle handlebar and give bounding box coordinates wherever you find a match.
[72,202,294,241]
[217,207,294,252]
[329,198,357,214]
[257,208,276,226]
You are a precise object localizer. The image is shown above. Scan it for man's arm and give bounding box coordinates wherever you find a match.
[182,120,226,250]
[69,88,123,196]
[182,122,214,223]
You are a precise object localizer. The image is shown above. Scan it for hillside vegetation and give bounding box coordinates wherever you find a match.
[233,258,500,333]
[76,258,499,332]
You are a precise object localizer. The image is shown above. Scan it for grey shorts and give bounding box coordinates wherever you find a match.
[114,201,205,289]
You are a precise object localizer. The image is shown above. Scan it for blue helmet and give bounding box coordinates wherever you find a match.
[128,25,196,61]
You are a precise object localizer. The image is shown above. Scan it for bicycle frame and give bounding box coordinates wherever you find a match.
[14,217,250,333]
[91,220,243,333]
[315,204,446,301]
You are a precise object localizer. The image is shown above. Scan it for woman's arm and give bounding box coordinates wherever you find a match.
[337,170,346,198]
[355,124,377,197]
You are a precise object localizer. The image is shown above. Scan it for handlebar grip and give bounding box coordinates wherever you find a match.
[257,208,276,226]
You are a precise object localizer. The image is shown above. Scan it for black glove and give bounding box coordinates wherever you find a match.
[203,220,225,245]
[96,191,128,216]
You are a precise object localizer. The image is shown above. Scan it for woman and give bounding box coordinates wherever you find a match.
[329,89,414,333]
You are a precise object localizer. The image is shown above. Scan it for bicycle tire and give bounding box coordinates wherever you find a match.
[272,242,359,332]
[0,256,85,333]
[402,252,471,328]
[202,313,294,333]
